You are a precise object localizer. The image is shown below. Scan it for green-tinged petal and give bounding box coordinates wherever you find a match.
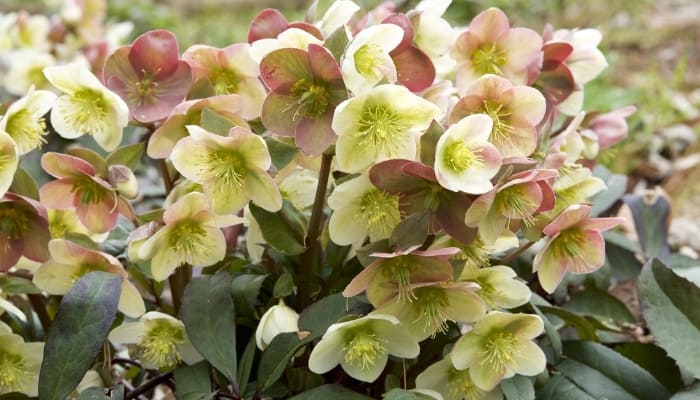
[162,191,209,224]
[543,204,590,236]
[533,242,567,294]
[184,226,226,267]
[119,280,146,318]
[32,261,80,294]
[169,137,211,183]
[340,352,388,382]
[44,63,104,93]
[0,130,18,196]
[335,133,378,173]
[150,245,185,281]
[108,321,147,345]
[380,325,420,359]
[469,361,506,391]
[177,341,203,365]
[451,334,481,370]
[75,190,119,234]
[41,151,95,178]
[308,330,345,374]
[207,179,249,214]
[329,202,366,246]
[442,289,487,323]
[511,340,546,376]
[91,113,125,152]
[261,93,298,136]
[244,169,282,212]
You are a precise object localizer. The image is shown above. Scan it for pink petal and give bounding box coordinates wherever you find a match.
[536,181,556,213]
[295,111,336,156]
[248,9,288,43]
[76,191,119,234]
[41,152,95,178]
[383,13,414,52]
[469,8,510,43]
[261,93,298,137]
[368,159,423,193]
[436,192,477,244]
[0,238,22,271]
[308,44,343,86]
[392,46,435,93]
[543,42,573,64]
[578,217,625,232]
[260,48,312,93]
[22,214,50,263]
[543,204,591,236]
[131,61,192,123]
[501,27,543,71]
[129,30,181,78]
[103,46,140,91]
[401,161,437,182]
[39,179,77,209]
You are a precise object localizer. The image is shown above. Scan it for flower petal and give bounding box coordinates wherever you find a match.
[308,330,344,374]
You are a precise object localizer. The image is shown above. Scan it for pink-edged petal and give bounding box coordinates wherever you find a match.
[501,28,543,71]
[469,8,510,43]
[182,44,219,78]
[0,237,22,271]
[129,30,180,78]
[41,152,95,178]
[308,44,343,85]
[219,44,260,77]
[261,93,298,137]
[510,85,546,125]
[578,217,625,232]
[103,46,140,91]
[259,48,312,93]
[163,192,209,224]
[295,112,336,156]
[533,242,567,293]
[465,189,496,227]
[39,179,76,209]
[75,192,119,233]
[392,46,436,92]
[543,42,573,64]
[147,114,189,159]
[543,204,591,236]
[383,13,414,52]
[567,230,605,274]
[343,263,381,297]
[248,9,288,43]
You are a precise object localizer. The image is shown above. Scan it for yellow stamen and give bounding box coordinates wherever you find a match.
[140,322,186,369]
[343,329,386,371]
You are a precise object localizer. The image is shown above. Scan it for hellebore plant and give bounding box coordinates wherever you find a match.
[0,1,655,399]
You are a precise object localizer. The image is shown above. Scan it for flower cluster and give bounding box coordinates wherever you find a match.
[0,0,636,398]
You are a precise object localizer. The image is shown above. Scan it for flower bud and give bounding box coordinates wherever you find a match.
[255,300,299,350]
[108,164,138,199]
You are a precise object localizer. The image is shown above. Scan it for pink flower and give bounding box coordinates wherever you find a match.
[583,105,636,150]
[0,193,50,271]
[533,204,623,293]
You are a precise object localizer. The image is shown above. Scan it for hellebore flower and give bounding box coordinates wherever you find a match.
[47,208,108,242]
[43,63,129,151]
[533,204,623,293]
[108,311,202,370]
[0,323,43,396]
[341,23,404,94]
[458,265,531,310]
[344,246,456,306]
[182,43,266,117]
[137,192,244,281]
[450,74,546,158]
[333,84,441,173]
[39,152,131,233]
[416,358,503,400]
[582,105,636,151]
[103,29,193,123]
[260,44,347,156]
[452,8,543,89]
[451,311,546,391]
[308,313,420,382]
[412,0,455,61]
[0,192,50,271]
[548,166,606,216]
[0,130,18,197]
[327,173,401,246]
[435,114,502,194]
[465,169,556,245]
[0,87,56,155]
[33,239,146,318]
[2,49,54,96]
[376,281,485,340]
[170,125,282,214]
[146,94,250,159]
[255,300,300,350]
[247,8,323,61]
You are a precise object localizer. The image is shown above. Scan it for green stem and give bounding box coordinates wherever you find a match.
[158,159,174,195]
[298,152,333,307]
[169,264,191,314]
[499,240,536,265]
[28,294,51,334]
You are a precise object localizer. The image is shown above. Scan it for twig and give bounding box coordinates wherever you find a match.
[124,372,174,400]
[158,159,174,195]
[499,241,536,265]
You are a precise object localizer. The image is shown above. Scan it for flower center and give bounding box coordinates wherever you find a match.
[132,68,162,105]
[205,149,247,189]
[0,349,31,393]
[168,220,207,255]
[72,175,110,205]
[481,100,513,147]
[381,256,416,303]
[479,331,520,372]
[354,43,384,79]
[495,184,538,227]
[343,329,386,371]
[27,67,48,88]
[139,322,186,369]
[550,228,587,259]
[357,105,404,156]
[67,89,109,135]
[0,204,31,240]
[471,43,507,75]
[5,109,48,154]
[411,286,450,337]
[446,366,487,400]
[289,79,330,119]
[210,68,240,95]
[458,238,491,272]
[357,189,401,240]
[442,140,482,173]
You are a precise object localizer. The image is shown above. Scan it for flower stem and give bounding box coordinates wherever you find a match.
[499,240,535,265]
[158,159,174,195]
[169,264,191,314]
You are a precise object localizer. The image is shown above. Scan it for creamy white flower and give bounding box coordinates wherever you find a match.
[255,300,300,350]
[250,28,323,63]
[0,87,56,154]
[3,49,55,96]
[341,24,404,94]
[0,329,43,396]
[317,0,360,36]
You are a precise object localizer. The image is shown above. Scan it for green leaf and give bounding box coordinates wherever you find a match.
[537,374,596,400]
[200,107,237,136]
[604,230,643,280]
[538,305,599,341]
[530,301,562,362]
[0,275,41,294]
[231,273,268,318]
[76,388,109,399]
[556,340,670,400]
[563,287,635,324]
[590,165,627,216]
[100,217,133,257]
[257,332,311,392]
[288,384,374,399]
[273,272,296,298]
[501,375,535,400]
[298,293,366,340]
[9,167,39,200]
[249,201,306,255]
[638,258,700,377]
[237,335,257,391]
[615,343,683,392]
[382,389,420,399]
[181,272,238,384]
[110,384,125,399]
[621,192,670,261]
[39,272,121,400]
[390,212,429,249]
[264,136,298,171]
[323,27,349,62]
[106,142,145,170]
[173,361,214,400]
[419,120,443,166]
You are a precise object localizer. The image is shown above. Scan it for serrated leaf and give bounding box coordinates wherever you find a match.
[563,287,635,324]
[288,384,374,399]
[257,332,311,392]
[622,192,670,261]
[556,340,670,400]
[249,202,306,255]
[173,361,214,400]
[501,375,535,400]
[298,293,366,340]
[106,142,145,170]
[590,165,627,216]
[9,167,39,200]
[537,375,596,400]
[264,136,298,170]
[39,272,121,400]
[181,272,237,384]
[638,258,700,377]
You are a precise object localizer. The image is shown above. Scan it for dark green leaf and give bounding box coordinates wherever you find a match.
[501,375,535,400]
[615,343,683,392]
[298,293,366,340]
[264,136,298,170]
[173,361,214,400]
[105,142,145,170]
[621,192,670,261]
[237,335,257,391]
[110,384,125,399]
[538,306,599,341]
[273,272,296,298]
[249,201,306,255]
[231,273,268,318]
[604,230,644,280]
[563,287,635,324]
[100,217,133,257]
[200,107,236,136]
[323,27,349,62]
[9,167,39,200]
[419,120,443,166]
[288,384,373,399]
[556,340,670,400]
[590,165,627,216]
[0,275,41,294]
[257,332,311,392]
[39,272,121,400]
[181,272,237,384]
[638,259,700,377]
[537,374,596,400]
[76,388,109,399]
[383,388,420,399]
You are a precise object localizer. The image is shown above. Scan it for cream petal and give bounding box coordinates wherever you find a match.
[335,134,376,173]
[44,63,104,93]
[340,352,388,382]
[244,170,282,212]
[150,247,185,281]
[380,325,420,359]
[533,242,567,294]
[178,341,204,365]
[0,130,18,196]
[118,279,146,318]
[329,202,366,246]
[450,333,481,370]
[184,226,226,267]
[108,321,147,345]
[170,137,210,184]
[469,361,506,391]
[510,86,546,125]
[50,95,88,139]
[512,340,546,376]
[308,330,344,374]
[32,261,80,294]
[443,289,486,323]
